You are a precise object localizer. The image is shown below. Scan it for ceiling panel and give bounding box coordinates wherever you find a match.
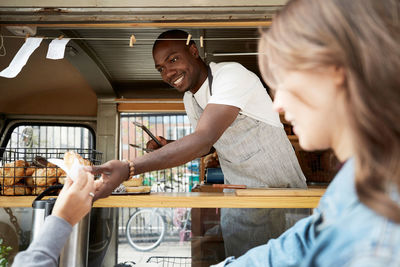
[65,28,261,82]
[1,2,277,99]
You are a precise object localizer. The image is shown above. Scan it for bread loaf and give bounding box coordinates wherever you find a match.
[2,183,32,196]
[125,185,151,193]
[31,185,54,195]
[64,151,91,170]
[0,160,28,186]
[31,162,66,186]
[123,177,143,187]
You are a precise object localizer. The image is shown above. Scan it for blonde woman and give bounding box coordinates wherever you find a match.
[215,0,400,266]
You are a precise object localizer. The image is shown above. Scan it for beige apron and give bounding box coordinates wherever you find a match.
[184,68,308,257]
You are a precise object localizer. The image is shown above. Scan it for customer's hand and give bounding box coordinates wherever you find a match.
[52,168,95,226]
[146,136,168,151]
[84,160,129,201]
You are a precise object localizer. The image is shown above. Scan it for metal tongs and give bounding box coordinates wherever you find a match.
[129,121,162,152]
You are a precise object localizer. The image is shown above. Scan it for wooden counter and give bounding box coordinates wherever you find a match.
[0,189,325,208]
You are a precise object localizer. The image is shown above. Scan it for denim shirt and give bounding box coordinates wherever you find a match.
[214,159,400,267]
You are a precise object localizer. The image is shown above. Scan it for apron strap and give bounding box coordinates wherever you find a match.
[207,65,213,96]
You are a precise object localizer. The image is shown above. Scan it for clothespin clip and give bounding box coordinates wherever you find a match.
[200,36,204,48]
[24,33,30,41]
[58,35,64,40]
[129,34,136,47]
[186,34,192,45]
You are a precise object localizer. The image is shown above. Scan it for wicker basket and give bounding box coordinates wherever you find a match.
[0,147,102,196]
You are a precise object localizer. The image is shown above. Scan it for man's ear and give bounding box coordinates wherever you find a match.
[189,43,199,58]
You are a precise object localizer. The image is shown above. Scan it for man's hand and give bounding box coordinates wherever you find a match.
[84,160,129,201]
[204,151,220,168]
[146,136,168,151]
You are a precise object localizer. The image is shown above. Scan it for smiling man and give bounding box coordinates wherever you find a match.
[153,33,207,94]
[152,30,308,258]
[91,30,307,258]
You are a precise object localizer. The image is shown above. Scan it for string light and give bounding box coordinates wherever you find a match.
[0,35,262,56]
[0,35,261,42]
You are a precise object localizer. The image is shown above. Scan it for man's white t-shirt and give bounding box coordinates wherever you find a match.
[183,62,283,128]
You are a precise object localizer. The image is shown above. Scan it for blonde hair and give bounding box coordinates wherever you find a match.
[259,0,400,222]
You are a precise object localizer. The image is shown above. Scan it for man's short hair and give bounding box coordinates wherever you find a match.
[153,30,196,52]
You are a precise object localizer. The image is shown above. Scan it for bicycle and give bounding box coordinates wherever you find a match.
[125,207,191,252]
[147,256,191,267]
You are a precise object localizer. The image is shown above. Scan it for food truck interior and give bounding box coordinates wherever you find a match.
[0,1,340,266]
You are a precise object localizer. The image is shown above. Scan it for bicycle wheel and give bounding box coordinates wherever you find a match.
[126,209,166,251]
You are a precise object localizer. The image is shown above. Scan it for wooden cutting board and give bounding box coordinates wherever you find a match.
[235,188,326,197]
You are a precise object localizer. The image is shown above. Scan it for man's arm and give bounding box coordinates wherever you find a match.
[147,137,215,157]
[133,103,239,174]
[89,103,240,200]
[87,104,239,200]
